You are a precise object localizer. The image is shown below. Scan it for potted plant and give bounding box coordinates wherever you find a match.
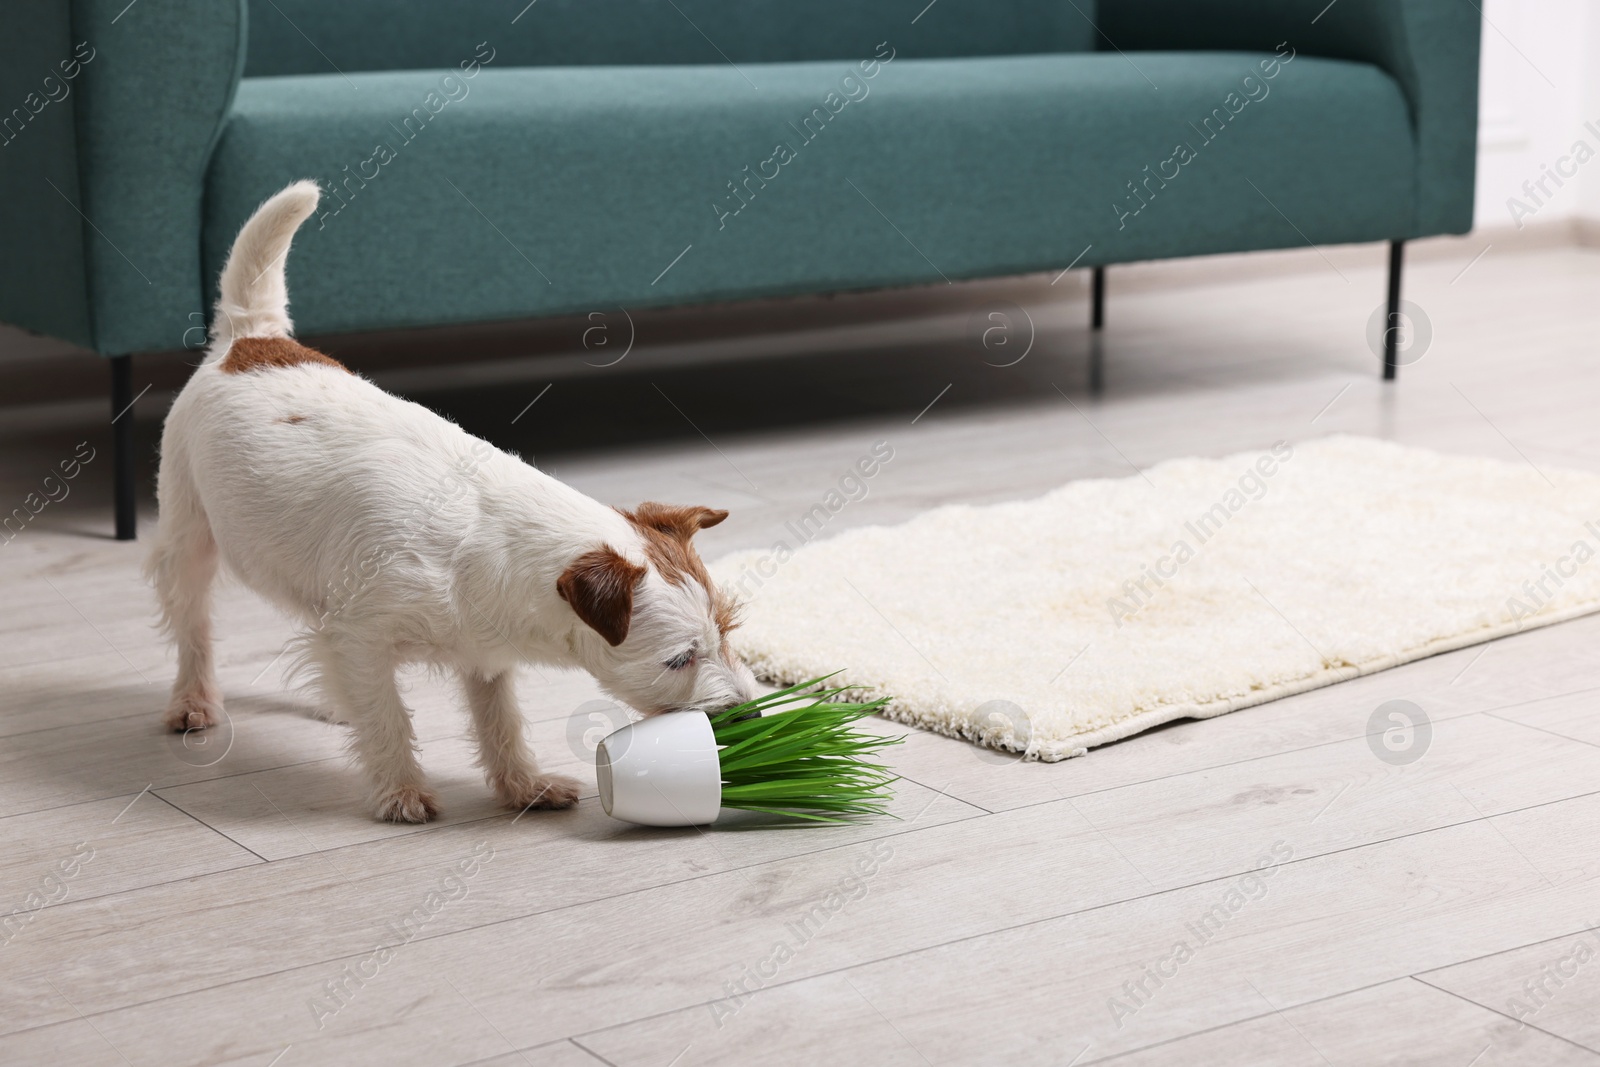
[596,677,900,826]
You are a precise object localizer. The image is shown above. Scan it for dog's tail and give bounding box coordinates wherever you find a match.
[209,180,321,351]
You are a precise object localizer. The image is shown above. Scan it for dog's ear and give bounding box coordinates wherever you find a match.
[629,502,728,541]
[557,547,646,647]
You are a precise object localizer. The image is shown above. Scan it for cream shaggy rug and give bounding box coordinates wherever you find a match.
[710,436,1600,761]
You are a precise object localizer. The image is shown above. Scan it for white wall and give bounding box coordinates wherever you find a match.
[1474,0,1600,232]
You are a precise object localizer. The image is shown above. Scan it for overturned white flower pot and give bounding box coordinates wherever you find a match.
[596,711,722,827]
[594,678,901,828]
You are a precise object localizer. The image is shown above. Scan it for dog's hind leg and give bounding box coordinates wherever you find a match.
[145,456,223,732]
[311,634,438,823]
[462,670,581,812]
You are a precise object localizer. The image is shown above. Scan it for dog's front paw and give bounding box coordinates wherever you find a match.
[497,772,582,812]
[164,689,223,732]
[373,784,440,824]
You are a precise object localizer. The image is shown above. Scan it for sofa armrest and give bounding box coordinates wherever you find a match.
[0,0,96,348]
[1096,0,1481,237]
[0,0,245,355]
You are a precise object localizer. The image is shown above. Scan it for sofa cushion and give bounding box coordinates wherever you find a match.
[205,51,1415,337]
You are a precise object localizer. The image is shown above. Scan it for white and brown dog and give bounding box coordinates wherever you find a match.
[146,181,755,822]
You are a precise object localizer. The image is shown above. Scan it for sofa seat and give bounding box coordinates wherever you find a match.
[205,51,1416,337]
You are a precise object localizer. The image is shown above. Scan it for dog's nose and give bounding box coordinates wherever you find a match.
[703,690,757,721]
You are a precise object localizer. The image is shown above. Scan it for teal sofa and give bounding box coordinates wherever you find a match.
[2,0,1480,537]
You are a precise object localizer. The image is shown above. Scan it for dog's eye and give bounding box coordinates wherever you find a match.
[664,649,696,671]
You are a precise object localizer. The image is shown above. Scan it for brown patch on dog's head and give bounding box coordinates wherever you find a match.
[557,546,647,647]
[622,502,740,636]
[219,336,349,375]
[275,414,308,424]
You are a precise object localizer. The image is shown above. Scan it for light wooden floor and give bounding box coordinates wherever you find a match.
[4,238,1600,1066]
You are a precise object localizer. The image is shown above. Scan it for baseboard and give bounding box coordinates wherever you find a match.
[1574,217,1600,248]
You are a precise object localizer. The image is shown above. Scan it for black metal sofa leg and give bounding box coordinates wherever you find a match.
[1384,240,1405,381]
[1091,266,1105,331]
[1090,266,1106,393]
[111,355,136,540]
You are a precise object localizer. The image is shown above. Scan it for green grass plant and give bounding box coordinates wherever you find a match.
[708,675,901,822]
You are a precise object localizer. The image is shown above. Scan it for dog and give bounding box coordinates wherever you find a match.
[146,181,756,823]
